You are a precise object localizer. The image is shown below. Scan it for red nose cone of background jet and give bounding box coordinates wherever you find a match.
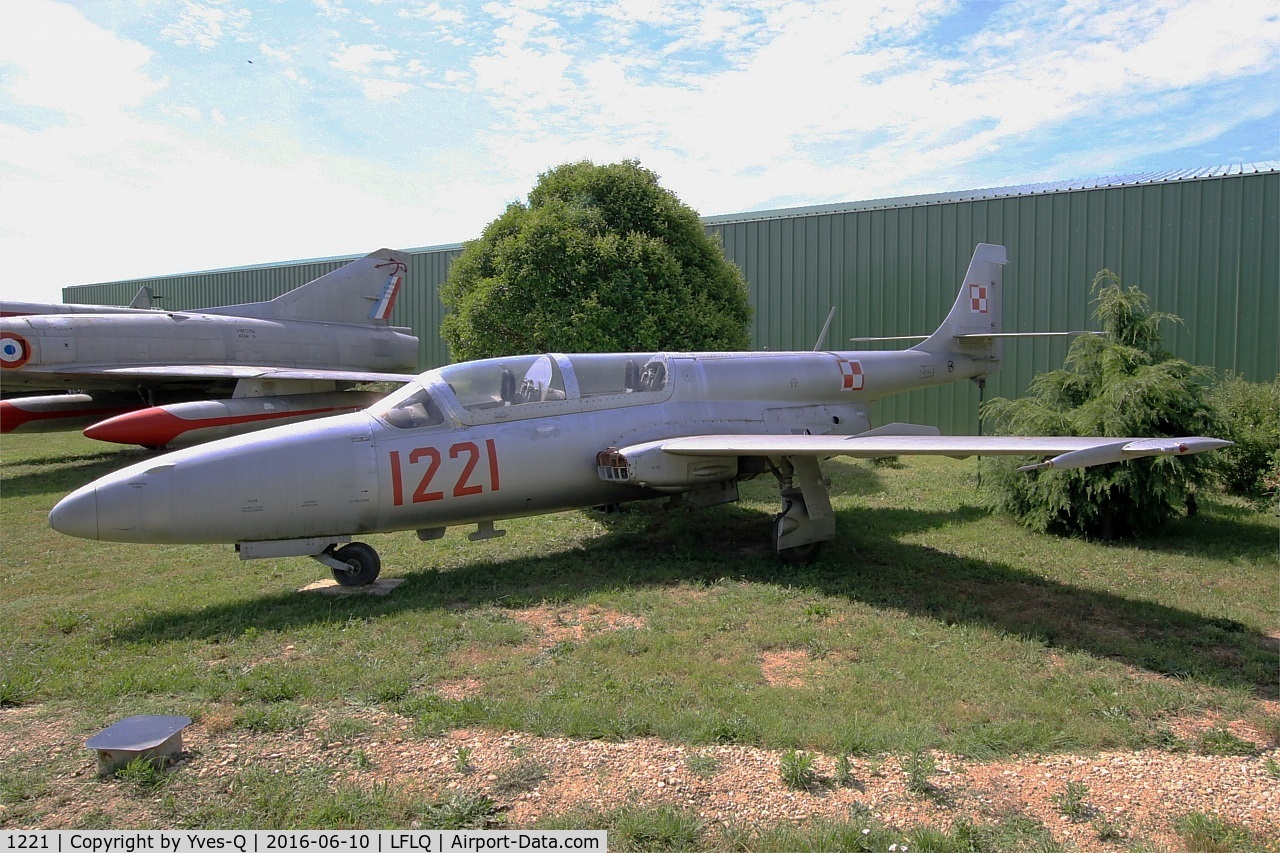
[83,396,382,447]
[82,409,191,446]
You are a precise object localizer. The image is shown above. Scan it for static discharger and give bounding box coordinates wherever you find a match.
[84,714,191,775]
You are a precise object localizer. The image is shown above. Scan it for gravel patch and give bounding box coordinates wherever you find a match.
[3,704,1277,850]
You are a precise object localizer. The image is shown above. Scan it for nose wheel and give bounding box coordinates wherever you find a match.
[316,542,381,587]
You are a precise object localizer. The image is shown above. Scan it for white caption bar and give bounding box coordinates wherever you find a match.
[1,832,606,853]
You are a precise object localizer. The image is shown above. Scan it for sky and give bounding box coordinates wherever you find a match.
[1,0,1277,304]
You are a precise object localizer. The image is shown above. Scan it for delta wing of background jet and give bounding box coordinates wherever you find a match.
[49,243,1231,585]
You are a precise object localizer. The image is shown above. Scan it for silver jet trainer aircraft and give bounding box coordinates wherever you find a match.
[1,249,418,446]
[50,244,1229,584]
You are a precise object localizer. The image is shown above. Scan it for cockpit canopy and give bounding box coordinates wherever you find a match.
[372,353,670,429]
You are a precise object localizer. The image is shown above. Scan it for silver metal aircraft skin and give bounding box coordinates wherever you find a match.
[2,285,158,317]
[49,244,1230,583]
[1,250,418,446]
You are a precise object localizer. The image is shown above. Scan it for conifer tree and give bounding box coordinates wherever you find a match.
[980,271,1217,539]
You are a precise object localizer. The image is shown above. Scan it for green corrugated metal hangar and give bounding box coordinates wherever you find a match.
[66,164,1279,436]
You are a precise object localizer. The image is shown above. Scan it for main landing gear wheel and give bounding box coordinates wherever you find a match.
[329,542,381,587]
[774,507,824,565]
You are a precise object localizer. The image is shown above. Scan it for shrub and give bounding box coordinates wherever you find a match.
[1207,372,1280,501]
[981,271,1218,539]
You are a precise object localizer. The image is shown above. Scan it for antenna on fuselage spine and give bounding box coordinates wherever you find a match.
[812,306,837,351]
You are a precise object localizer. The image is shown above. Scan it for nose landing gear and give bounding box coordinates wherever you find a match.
[313,541,382,587]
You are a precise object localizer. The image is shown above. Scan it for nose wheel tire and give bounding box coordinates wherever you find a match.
[330,542,381,587]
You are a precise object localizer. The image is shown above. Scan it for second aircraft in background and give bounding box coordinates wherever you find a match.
[1,249,419,447]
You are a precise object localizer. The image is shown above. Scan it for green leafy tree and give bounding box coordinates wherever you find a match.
[440,160,752,360]
[980,271,1218,539]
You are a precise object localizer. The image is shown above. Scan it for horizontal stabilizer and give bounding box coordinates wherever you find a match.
[954,331,1104,340]
[856,422,942,438]
[849,335,929,343]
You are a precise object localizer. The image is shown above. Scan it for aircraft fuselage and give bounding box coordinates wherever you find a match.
[50,347,987,546]
[0,312,418,394]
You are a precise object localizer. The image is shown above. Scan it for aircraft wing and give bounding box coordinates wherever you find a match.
[656,433,1231,471]
[19,365,420,384]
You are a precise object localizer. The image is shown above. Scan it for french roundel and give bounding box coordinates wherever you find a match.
[0,331,31,368]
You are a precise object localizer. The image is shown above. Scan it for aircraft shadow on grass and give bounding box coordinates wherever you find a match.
[117,497,1278,699]
[2,452,134,498]
[1107,498,1280,561]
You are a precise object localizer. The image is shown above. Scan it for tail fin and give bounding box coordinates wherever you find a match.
[914,243,1007,364]
[205,249,409,326]
[127,286,154,309]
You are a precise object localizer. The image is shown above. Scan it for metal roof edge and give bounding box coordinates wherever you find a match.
[69,163,1278,290]
[68,243,468,291]
[701,162,1280,226]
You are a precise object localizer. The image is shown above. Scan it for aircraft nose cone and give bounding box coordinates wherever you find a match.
[50,485,99,540]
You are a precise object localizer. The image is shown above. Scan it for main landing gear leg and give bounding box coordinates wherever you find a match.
[313,542,382,587]
[772,456,835,564]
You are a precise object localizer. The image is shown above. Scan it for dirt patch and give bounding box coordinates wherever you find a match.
[1164,703,1280,748]
[504,604,646,650]
[758,649,814,688]
[434,678,483,700]
[757,648,856,689]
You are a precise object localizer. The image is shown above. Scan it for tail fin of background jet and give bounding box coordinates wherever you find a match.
[127,286,154,309]
[913,243,1007,366]
[205,248,409,326]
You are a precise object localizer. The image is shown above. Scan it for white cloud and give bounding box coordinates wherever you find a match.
[258,43,293,63]
[312,0,351,21]
[330,43,399,74]
[397,1,468,25]
[160,0,253,51]
[358,77,415,101]
[461,0,1279,213]
[0,4,461,301]
[0,0,164,124]
[329,42,426,101]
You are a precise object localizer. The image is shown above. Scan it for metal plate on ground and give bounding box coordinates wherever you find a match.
[298,577,404,596]
[85,714,191,775]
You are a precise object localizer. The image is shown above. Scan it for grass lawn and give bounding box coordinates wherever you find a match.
[2,430,1277,836]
